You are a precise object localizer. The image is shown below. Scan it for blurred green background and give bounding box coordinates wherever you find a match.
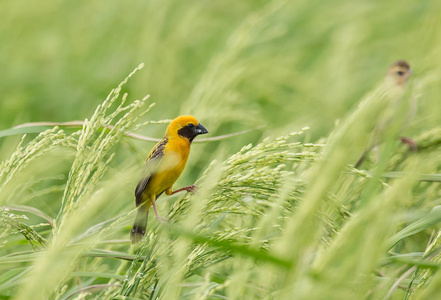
[2,1,441,299]
[2,0,440,143]
[1,0,441,224]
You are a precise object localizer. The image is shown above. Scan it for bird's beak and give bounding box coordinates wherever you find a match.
[195,123,208,135]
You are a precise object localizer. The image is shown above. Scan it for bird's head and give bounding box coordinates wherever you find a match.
[166,115,208,142]
[387,60,411,86]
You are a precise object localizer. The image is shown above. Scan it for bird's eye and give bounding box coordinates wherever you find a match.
[188,123,194,128]
[397,71,405,76]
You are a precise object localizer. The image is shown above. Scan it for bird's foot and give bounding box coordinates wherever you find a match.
[183,185,197,193]
[171,185,197,195]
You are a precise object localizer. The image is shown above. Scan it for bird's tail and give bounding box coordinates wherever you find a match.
[130,206,149,244]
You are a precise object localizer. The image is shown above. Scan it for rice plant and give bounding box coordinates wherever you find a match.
[2,0,441,299]
[0,61,440,299]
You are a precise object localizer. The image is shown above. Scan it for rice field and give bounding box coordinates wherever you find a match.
[1,1,441,299]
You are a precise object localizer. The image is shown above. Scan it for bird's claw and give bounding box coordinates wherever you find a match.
[185,185,197,193]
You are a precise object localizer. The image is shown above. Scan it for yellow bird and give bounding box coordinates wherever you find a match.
[131,115,208,244]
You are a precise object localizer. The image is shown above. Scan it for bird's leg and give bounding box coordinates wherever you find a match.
[169,185,197,195]
[400,136,418,152]
[151,198,168,223]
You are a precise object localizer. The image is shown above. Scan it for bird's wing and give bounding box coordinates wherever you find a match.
[134,137,168,206]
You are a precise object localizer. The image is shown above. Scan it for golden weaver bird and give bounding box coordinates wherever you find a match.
[131,115,208,244]
[355,60,415,168]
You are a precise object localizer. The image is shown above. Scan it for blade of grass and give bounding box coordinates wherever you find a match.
[59,284,122,300]
[0,122,264,143]
[1,205,53,226]
[387,206,441,249]
[166,224,292,269]
[72,271,126,280]
[0,268,30,291]
[380,172,441,182]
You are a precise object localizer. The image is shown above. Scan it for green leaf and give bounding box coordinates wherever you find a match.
[381,172,441,182]
[166,224,292,269]
[0,268,30,291]
[384,255,441,269]
[2,205,53,226]
[0,126,54,139]
[0,252,39,264]
[72,271,126,280]
[387,206,441,249]
[0,122,264,143]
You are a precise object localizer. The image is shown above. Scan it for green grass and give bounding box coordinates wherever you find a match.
[1,0,441,299]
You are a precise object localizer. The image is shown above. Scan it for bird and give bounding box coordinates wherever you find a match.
[130,115,208,244]
[385,60,412,87]
[355,60,414,168]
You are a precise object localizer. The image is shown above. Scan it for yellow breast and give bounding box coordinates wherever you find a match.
[145,137,190,197]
